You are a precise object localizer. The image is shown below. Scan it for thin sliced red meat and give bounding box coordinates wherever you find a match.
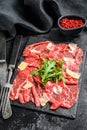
[19,88,32,103]
[31,85,40,107]
[18,92,25,104]
[18,66,30,79]
[23,89,31,103]
[61,85,79,108]
[49,50,64,60]
[29,90,35,103]
[24,57,42,68]
[23,41,51,57]
[9,75,26,100]
[67,63,80,72]
[10,41,83,110]
[75,48,83,64]
[55,43,69,52]
[33,76,43,97]
[66,78,78,85]
[18,66,36,79]
[44,81,63,109]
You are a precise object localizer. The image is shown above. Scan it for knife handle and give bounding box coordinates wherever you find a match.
[0,32,6,63]
[9,35,23,69]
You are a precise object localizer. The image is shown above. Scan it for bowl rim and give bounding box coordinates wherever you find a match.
[58,14,87,31]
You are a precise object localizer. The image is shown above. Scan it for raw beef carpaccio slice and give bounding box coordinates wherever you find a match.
[10,41,83,110]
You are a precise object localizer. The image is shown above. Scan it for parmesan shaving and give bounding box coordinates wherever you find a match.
[53,86,62,94]
[30,49,40,53]
[64,57,75,63]
[23,81,33,89]
[39,96,49,106]
[66,68,81,79]
[18,61,28,70]
[69,44,77,54]
[69,44,77,51]
[47,42,54,50]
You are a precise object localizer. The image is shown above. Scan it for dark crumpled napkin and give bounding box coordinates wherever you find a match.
[0,0,87,39]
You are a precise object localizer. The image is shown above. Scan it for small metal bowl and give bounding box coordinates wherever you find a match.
[58,15,86,36]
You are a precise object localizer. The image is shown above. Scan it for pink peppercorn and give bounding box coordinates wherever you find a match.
[60,18,84,29]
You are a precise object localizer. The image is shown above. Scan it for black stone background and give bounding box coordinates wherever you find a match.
[0,0,87,130]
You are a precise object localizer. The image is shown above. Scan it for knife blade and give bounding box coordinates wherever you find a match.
[0,31,7,93]
[7,35,23,82]
[0,32,7,116]
[0,32,7,86]
[8,35,23,69]
[0,32,6,63]
[1,35,23,119]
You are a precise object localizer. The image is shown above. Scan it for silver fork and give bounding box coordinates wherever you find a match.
[0,35,23,119]
[0,83,12,119]
[0,32,11,119]
[0,69,12,119]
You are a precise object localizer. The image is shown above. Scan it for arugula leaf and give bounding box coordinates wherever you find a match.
[31,57,65,85]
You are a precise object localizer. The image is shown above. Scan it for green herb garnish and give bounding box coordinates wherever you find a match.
[32,57,65,85]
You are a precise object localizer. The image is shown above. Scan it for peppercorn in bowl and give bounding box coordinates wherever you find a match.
[58,15,86,36]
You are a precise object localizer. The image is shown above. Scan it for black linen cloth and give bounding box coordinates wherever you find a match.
[0,0,87,39]
[0,0,87,130]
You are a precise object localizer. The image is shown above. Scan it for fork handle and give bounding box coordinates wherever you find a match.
[2,99,12,119]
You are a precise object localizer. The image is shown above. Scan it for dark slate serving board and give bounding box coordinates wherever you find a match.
[11,29,87,118]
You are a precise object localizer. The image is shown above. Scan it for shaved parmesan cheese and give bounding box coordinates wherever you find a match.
[64,57,75,63]
[69,44,77,54]
[18,61,28,70]
[47,42,54,50]
[39,96,49,106]
[66,68,81,79]
[53,86,62,94]
[23,81,33,89]
[69,44,77,51]
[30,49,40,53]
